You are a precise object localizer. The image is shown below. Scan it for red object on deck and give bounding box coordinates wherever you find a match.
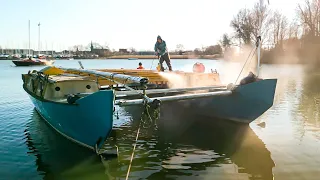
[193,62,205,73]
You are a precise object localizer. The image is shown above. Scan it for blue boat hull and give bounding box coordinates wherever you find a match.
[28,90,114,150]
[191,79,277,123]
[151,79,277,124]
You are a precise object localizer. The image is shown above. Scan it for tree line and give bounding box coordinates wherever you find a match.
[219,0,320,64]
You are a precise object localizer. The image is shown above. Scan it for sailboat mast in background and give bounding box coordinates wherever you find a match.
[28,20,30,56]
[38,22,41,55]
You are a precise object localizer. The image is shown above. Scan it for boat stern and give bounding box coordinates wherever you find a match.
[195,78,277,123]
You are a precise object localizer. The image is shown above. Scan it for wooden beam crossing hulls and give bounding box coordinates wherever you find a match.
[115,90,233,106]
[58,67,149,85]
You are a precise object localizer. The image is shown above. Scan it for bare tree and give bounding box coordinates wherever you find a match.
[297,0,320,37]
[204,45,222,55]
[251,2,271,44]
[129,47,136,53]
[193,48,201,55]
[288,21,300,39]
[231,8,253,45]
[72,45,85,52]
[221,34,232,49]
[269,11,288,49]
[230,3,271,46]
[176,44,184,51]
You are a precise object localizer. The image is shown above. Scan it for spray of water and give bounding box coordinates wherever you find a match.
[157,42,302,90]
[217,45,258,84]
[158,70,222,90]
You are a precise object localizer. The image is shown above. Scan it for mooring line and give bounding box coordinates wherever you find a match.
[125,121,141,180]
[125,104,157,180]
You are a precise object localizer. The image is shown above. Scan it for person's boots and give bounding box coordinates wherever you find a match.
[160,64,165,71]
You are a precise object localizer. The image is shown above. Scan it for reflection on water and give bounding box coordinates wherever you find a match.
[25,109,110,180]
[298,73,320,137]
[26,105,275,179]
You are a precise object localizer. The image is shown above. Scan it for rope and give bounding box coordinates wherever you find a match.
[234,47,257,85]
[246,48,257,73]
[125,103,157,180]
[99,69,159,180]
[125,123,141,180]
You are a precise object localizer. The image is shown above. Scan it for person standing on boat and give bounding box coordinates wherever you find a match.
[154,35,172,71]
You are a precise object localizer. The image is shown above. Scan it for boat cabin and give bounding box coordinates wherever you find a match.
[22,72,99,103]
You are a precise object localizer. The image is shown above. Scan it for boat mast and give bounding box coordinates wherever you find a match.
[28,20,30,56]
[257,0,263,77]
[38,22,41,55]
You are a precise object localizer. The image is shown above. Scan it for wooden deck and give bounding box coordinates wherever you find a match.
[41,66,222,88]
[65,68,222,87]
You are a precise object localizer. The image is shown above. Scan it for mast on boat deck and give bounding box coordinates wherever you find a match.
[58,67,149,85]
[256,0,264,77]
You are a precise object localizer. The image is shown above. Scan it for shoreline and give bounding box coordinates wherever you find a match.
[105,54,223,59]
[0,54,223,60]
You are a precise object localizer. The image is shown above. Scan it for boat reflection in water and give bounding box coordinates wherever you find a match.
[108,104,276,180]
[26,104,275,180]
[24,109,113,180]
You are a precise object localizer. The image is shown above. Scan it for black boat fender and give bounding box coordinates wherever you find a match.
[67,94,81,104]
[150,99,161,109]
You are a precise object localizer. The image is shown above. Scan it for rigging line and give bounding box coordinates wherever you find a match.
[234,47,256,85]
[246,48,258,74]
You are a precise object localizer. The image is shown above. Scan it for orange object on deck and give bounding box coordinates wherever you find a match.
[193,62,205,73]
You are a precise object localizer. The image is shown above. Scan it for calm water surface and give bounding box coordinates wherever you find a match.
[0,59,320,180]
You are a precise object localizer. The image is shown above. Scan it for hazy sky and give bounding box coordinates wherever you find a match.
[1,0,302,51]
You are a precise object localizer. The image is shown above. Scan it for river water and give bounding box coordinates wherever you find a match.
[0,59,319,180]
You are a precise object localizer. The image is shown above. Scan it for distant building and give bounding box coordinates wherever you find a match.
[137,51,154,55]
[119,49,128,53]
[90,41,110,57]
